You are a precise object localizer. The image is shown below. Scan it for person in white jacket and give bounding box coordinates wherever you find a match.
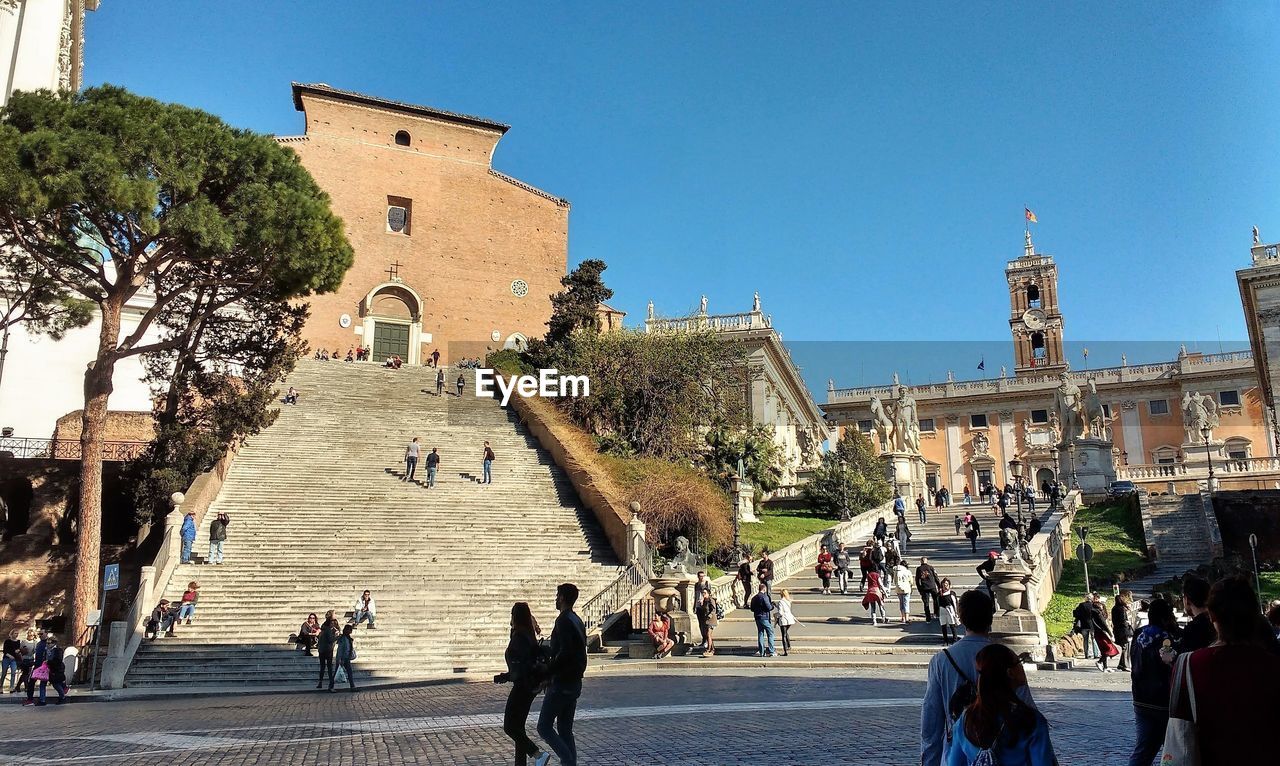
[351,590,377,629]
[774,588,798,656]
[893,561,913,624]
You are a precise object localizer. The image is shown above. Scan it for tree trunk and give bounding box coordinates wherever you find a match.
[70,297,121,648]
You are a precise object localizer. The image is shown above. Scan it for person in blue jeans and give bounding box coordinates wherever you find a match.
[180,511,197,564]
[425,448,440,488]
[538,583,586,766]
[36,638,68,706]
[482,442,495,485]
[750,588,776,657]
[1127,598,1178,766]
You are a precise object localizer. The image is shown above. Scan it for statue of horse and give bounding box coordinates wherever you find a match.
[868,395,893,451]
[1084,378,1108,439]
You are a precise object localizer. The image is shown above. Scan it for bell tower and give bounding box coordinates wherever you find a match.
[1007,231,1066,376]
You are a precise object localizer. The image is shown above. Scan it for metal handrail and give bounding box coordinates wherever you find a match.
[579,563,650,637]
[0,436,149,461]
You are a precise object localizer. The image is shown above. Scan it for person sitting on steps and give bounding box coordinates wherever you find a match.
[296,613,320,656]
[177,581,200,625]
[351,590,377,629]
[647,613,674,658]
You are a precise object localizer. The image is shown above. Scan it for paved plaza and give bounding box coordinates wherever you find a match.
[0,668,1137,765]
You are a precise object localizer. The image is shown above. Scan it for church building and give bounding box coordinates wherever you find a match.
[824,233,1276,496]
[279,83,570,365]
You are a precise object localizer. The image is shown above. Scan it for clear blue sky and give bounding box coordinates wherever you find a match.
[84,3,1276,391]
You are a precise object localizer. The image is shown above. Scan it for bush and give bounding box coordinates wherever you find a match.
[803,429,892,519]
[601,454,732,552]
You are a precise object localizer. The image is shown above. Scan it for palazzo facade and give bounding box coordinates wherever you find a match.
[280,83,569,365]
[825,234,1276,495]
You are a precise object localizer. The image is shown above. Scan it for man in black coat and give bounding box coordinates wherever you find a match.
[915,557,941,621]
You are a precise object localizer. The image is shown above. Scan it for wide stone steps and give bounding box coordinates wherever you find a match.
[126,360,621,687]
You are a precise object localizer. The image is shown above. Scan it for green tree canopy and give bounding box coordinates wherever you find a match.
[545,258,612,346]
[803,429,892,519]
[0,86,354,643]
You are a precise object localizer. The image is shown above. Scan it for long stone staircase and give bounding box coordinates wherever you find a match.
[125,360,622,687]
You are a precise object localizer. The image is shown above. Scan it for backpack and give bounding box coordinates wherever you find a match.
[871,547,884,564]
[943,649,977,742]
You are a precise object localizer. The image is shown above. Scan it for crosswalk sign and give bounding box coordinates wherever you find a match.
[104,563,120,592]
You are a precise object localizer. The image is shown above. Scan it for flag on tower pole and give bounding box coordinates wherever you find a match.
[1025,207,1038,224]
[978,357,985,371]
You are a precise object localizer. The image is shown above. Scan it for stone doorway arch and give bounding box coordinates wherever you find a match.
[362,281,425,365]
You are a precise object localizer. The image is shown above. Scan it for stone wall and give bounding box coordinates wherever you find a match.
[52,410,155,443]
[0,458,133,630]
[507,394,632,563]
[1209,489,1280,560]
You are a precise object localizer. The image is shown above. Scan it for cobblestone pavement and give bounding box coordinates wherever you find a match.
[0,668,1140,765]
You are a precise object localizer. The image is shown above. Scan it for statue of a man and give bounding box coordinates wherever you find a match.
[890,383,920,453]
[1054,371,1083,443]
[1254,225,1261,246]
[699,295,708,314]
[1182,391,1219,443]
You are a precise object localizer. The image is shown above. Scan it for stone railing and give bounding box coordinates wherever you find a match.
[100,442,240,689]
[1118,463,1188,480]
[1218,455,1280,474]
[1251,242,1280,264]
[0,436,149,461]
[645,310,772,334]
[828,351,1254,404]
[1119,456,1280,481]
[1026,490,1081,619]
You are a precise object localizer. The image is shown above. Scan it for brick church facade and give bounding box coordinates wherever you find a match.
[279,83,569,365]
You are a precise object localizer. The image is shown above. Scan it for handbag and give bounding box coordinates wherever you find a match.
[334,665,348,685]
[31,662,50,681]
[1161,652,1202,765]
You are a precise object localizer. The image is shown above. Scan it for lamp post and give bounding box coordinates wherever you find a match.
[1068,442,1079,489]
[1050,445,1061,510]
[1008,458,1028,556]
[730,471,742,554]
[1202,426,1215,492]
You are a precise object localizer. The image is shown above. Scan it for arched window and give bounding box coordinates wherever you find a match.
[394,130,411,146]
[1027,284,1041,308]
[1031,332,1046,359]
[1224,437,1251,462]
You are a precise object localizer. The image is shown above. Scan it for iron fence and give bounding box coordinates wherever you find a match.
[580,564,650,637]
[0,436,149,461]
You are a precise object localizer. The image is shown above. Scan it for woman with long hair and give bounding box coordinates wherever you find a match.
[946,643,1055,765]
[296,613,321,656]
[938,578,960,644]
[862,569,887,626]
[334,624,357,691]
[775,588,798,656]
[494,602,547,766]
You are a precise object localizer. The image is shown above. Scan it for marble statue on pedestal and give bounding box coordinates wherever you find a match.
[1053,371,1084,443]
[889,383,921,454]
[1084,378,1108,439]
[1181,391,1220,444]
[668,535,698,575]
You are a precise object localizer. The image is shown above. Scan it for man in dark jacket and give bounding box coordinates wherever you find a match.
[208,513,229,564]
[915,558,941,621]
[1129,599,1180,766]
[538,583,587,766]
[1175,576,1216,653]
[736,553,753,606]
[317,612,340,690]
[756,549,775,597]
[1073,596,1098,659]
[749,588,776,657]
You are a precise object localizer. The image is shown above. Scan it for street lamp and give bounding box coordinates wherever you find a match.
[1008,458,1028,556]
[1202,426,1215,492]
[730,471,742,554]
[1050,445,1061,510]
[1068,442,1079,489]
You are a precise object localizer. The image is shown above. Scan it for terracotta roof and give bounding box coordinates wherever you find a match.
[489,169,570,208]
[598,302,626,315]
[291,82,509,134]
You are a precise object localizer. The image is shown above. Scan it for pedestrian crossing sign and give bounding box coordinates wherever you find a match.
[104,563,120,591]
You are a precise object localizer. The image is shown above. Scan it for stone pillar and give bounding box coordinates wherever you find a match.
[1059,438,1116,494]
[626,515,647,568]
[98,621,129,689]
[736,478,759,524]
[986,556,1048,662]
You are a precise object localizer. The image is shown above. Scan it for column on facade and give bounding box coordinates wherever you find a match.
[999,409,1016,484]
[1120,401,1144,463]
[945,414,963,493]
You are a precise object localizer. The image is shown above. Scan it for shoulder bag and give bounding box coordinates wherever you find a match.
[1161,652,1202,765]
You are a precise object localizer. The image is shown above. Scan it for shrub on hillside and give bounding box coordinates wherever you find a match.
[601,454,733,551]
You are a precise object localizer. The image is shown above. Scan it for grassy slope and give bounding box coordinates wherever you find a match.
[1044,501,1148,640]
[742,507,836,557]
[1261,571,1280,603]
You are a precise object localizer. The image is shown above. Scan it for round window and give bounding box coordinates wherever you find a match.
[511,279,529,298]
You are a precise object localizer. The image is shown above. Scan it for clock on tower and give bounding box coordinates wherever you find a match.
[1006,232,1066,377]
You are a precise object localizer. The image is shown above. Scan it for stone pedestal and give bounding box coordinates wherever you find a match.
[881,451,927,499]
[649,574,696,645]
[986,556,1048,661]
[1180,441,1224,472]
[736,478,760,524]
[1058,438,1116,494]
